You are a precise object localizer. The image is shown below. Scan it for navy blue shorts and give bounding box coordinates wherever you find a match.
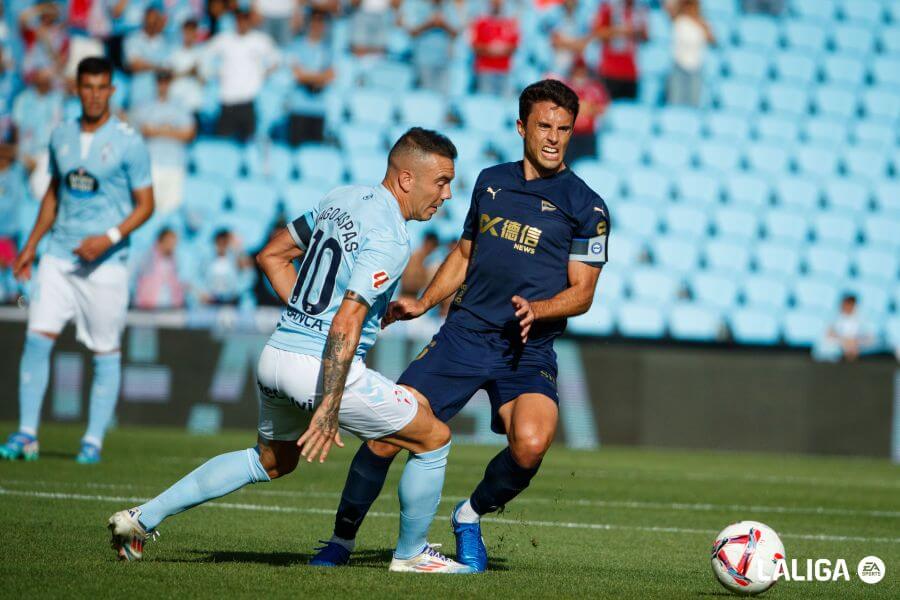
[397,320,559,434]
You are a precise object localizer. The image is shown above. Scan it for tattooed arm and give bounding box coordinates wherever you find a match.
[297,291,370,463]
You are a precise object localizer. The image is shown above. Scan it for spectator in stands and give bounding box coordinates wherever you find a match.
[542,0,591,77]
[255,0,300,46]
[11,66,64,200]
[199,228,255,305]
[0,46,19,145]
[400,231,441,297]
[566,57,608,164]
[741,0,783,15]
[813,294,878,363]
[286,8,334,146]
[593,0,648,100]
[0,151,24,304]
[349,0,397,56]
[168,18,205,123]
[131,70,195,215]
[134,227,187,310]
[471,0,520,97]
[207,5,279,142]
[402,0,461,94]
[124,5,171,108]
[666,0,714,107]
[19,1,69,80]
[104,0,151,70]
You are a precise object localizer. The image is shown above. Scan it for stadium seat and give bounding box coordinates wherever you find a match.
[617,302,667,338]
[444,128,489,163]
[852,120,896,151]
[650,237,700,274]
[630,267,681,304]
[842,147,888,180]
[337,123,385,155]
[713,206,760,241]
[838,0,883,26]
[821,55,866,87]
[361,60,414,92]
[638,43,670,78]
[244,143,294,182]
[755,114,799,144]
[764,83,810,118]
[736,17,779,50]
[861,89,900,123]
[705,238,752,272]
[850,280,891,318]
[648,137,694,170]
[793,0,837,21]
[804,117,849,146]
[705,0,738,18]
[669,303,722,342]
[792,278,840,313]
[605,103,655,137]
[771,52,817,86]
[347,152,389,184]
[282,181,331,217]
[615,202,659,238]
[831,24,875,56]
[595,266,626,302]
[716,80,761,112]
[862,214,900,250]
[675,170,721,205]
[814,86,858,120]
[794,146,840,178]
[870,57,900,88]
[774,176,820,210]
[229,179,280,217]
[874,181,900,214]
[879,25,900,55]
[457,94,509,136]
[725,174,771,208]
[705,111,752,143]
[568,301,615,336]
[782,310,827,346]
[804,244,851,279]
[697,140,742,172]
[756,243,802,278]
[608,231,645,266]
[763,210,809,244]
[885,317,900,348]
[691,271,739,311]
[398,90,447,128]
[182,176,227,217]
[347,89,395,127]
[742,275,789,311]
[657,107,703,138]
[574,162,622,199]
[812,210,858,245]
[823,178,870,213]
[600,133,645,168]
[854,247,898,283]
[665,205,709,237]
[729,308,780,344]
[625,167,671,201]
[190,139,243,179]
[783,20,827,52]
[295,144,344,185]
[724,48,769,81]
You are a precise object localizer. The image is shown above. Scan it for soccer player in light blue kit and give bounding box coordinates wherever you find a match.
[108,128,475,574]
[0,57,155,464]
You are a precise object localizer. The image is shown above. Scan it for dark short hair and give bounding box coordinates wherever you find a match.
[388,127,458,166]
[76,56,113,82]
[423,231,440,244]
[155,68,174,81]
[841,293,857,304]
[183,18,199,29]
[213,228,231,242]
[157,227,176,241]
[518,79,580,123]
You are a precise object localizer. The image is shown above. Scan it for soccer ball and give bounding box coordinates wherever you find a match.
[710,521,786,596]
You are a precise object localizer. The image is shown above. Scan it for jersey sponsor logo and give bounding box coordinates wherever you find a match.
[480,212,543,254]
[541,200,557,212]
[284,306,328,332]
[64,168,100,197]
[372,270,389,289]
[486,186,501,199]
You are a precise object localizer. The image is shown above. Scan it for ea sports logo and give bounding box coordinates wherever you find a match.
[857,556,885,584]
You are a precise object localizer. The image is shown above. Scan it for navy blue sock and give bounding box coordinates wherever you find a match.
[469,447,541,515]
[333,443,395,540]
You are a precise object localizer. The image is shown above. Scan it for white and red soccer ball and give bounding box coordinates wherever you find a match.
[710,521,786,596]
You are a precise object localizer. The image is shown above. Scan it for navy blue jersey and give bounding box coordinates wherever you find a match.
[449,161,610,342]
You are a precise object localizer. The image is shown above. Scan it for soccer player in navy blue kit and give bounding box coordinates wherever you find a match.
[311,79,610,571]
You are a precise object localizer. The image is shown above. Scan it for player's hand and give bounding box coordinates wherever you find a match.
[511,295,535,343]
[13,244,37,281]
[73,234,113,263]
[381,297,427,328]
[297,404,345,463]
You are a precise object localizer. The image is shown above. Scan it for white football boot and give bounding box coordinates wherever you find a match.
[108,508,158,561]
[389,544,476,574]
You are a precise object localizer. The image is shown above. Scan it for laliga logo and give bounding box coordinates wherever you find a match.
[754,556,885,584]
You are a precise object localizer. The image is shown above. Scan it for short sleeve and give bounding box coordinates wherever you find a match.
[461,181,480,240]
[568,195,610,266]
[124,135,153,190]
[286,210,316,250]
[346,230,410,307]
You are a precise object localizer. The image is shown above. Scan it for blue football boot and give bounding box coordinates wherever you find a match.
[76,440,102,464]
[451,501,488,572]
[0,432,39,461]
[309,540,351,566]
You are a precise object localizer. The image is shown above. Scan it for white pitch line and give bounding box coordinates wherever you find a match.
[1,487,899,545]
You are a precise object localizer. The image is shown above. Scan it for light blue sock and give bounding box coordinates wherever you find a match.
[138,447,270,531]
[394,441,451,560]
[83,352,121,448]
[18,332,55,437]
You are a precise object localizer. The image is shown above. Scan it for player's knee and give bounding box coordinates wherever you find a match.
[367,439,402,459]
[257,443,299,479]
[421,420,451,452]
[509,432,552,469]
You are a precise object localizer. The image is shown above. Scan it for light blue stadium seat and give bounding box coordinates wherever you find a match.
[568,301,615,337]
[795,145,840,178]
[705,110,752,142]
[714,206,759,241]
[617,302,667,338]
[705,0,738,18]
[697,140,742,172]
[630,267,681,304]
[676,170,721,205]
[851,280,891,318]
[244,143,293,182]
[361,60,414,92]
[742,274,789,311]
[729,308,780,344]
[191,140,244,179]
[755,114,800,144]
[605,103,655,137]
[398,90,447,128]
[665,205,709,237]
[822,55,866,87]
[283,181,330,218]
[717,80,761,112]
[616,202,659,238]
[813,210,858,245]
[793,0,837,21]
[638,43,670,78]
[824,178,870,213]
[854,247,898,283]
[691,271,739,310]
[443,129,489,164]
[792,278,840,312]
[871,56,900,88]
[814,86,858,120]
[229,179,280,218]
[885,317,900,349]
[853,120,896,151]
[880,26,900,54]
[347,89,396,127]
[863,214,900,249]
[337,123,385,155]
[347,152,389,184]
[657,107,703,138]
[295,144,344,185]
[861,89,900,123]
[600,133,645,168]
[887,3,900,27]
[756,242,802,277]
[737,16,780,49]
[608,231,645,266]
[182,176,227,215]
[725,174,770,208]
[725,48,770,81]
[874,181,900,214]
[651,236,701,274]
[783,20,827,52]
[772,51,817,85]
[775,176,820,210]
[705,238,752,272]
[804,244,851,279]
[782,309,827,346]
[746,142,792,176]
[764,83,810,118]
[839,0,884,26]
[595,266,626,302]
[625,167,671,201]
[457,94,509,136]
[669,303,722,341]
[763,209,809,244]
[574,161,621,199]
[842,147,888,180]
[804,117,849,146]
[648,137,694,170]
[831,24,875,56]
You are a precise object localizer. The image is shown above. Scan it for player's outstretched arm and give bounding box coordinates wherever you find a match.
[256,228,306,305]
[520,261,602,333]
[14,177,59,280]
[298,292,368,463]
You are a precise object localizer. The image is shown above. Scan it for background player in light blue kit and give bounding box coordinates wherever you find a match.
[0,57,155,465]
[108,129,476,573]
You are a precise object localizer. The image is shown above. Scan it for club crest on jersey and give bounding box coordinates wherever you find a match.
[486,187,501,200]
[541,200,557,212]
[64,168,99,198]
[101,143,115,163]
[372,270,389,289]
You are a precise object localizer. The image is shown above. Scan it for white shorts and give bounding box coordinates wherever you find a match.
[256,345,419,442]
[27,254,129,353]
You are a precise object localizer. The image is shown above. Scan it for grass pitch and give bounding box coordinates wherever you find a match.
[0,422,897,599]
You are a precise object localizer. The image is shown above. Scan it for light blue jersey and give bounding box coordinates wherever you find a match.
[268,184,411,359]
[46,117,152,264]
